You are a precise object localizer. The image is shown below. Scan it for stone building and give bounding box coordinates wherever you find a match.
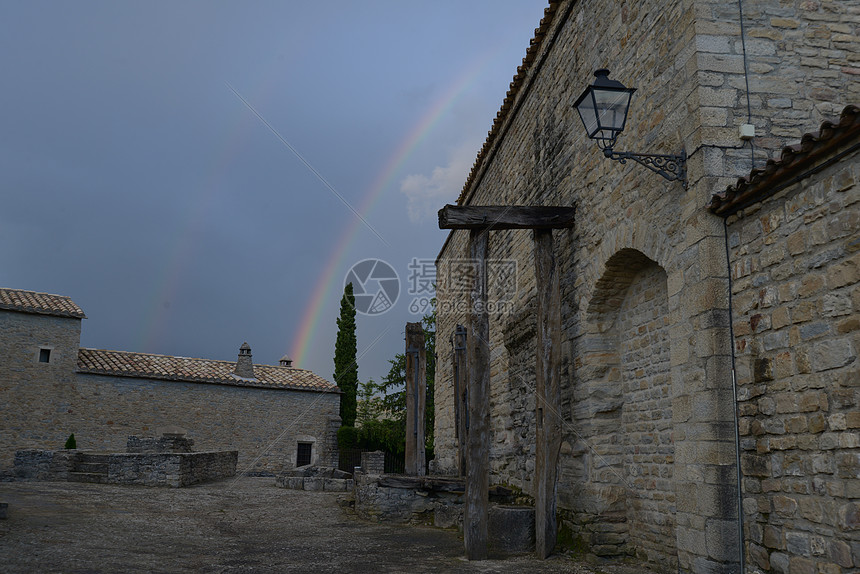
[434,1,857,573]
[0,287,340,474]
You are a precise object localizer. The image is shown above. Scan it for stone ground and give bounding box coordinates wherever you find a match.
[0,477,650,574]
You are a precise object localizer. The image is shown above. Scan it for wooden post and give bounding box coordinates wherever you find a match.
[453,324,468,477]
[465,229,489,560]
[405,322,426,476]
[438,203,574,561]
[533,229,562,559]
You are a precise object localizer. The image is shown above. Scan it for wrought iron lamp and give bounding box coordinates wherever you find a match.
[574,69,686,186]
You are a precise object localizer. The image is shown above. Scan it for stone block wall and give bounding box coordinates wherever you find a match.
[354,471,451,525]
[126,435,194,453]
[104,451,238,487]
[13,449,238,487]
[13,449,77,481]
[727,149,859,572]
[435,0,739,570]
[436,0,857,570]
[67,374,340,475]
[692,0,859,182]
[360,451,385,475]
[0,312,82,465]
[0,307,340,475]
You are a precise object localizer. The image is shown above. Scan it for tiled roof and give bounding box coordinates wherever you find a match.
[457,1,561,205]
[708,104,860,217]
[77,348,339,393]
[0,287,86,318]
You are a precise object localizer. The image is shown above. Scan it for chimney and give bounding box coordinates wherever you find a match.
[279,354,293,368]
[234,342,255,378]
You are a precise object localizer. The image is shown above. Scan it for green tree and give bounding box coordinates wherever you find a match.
[356,378,383,426]
[333,282,358,427]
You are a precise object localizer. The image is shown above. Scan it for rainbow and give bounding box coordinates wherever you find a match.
[290,50,501,367]
[134,44,513,366]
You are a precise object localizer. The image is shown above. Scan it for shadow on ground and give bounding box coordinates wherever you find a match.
[0,477,648,573]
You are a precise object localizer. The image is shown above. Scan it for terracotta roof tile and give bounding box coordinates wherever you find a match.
[708,104,860,217]
[457,1,561,205]
[0,287,86,318]
[77,348,339,393]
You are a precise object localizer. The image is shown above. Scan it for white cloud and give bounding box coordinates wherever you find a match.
[399,140,480,223]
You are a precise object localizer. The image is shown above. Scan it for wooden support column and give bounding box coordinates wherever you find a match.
[453,324,468,477]
[533,229,562,559]
[405,322,426,476]
[465,229,489,560]
[438,204,574,561]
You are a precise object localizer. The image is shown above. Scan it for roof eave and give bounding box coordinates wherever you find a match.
[708,105,860,217]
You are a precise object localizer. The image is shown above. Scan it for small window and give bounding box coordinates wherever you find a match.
[39,348,51,363]
[296,442,312,467]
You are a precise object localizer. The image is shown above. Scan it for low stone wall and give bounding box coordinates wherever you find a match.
[275,465,354,492]
[126,434,193,454]
[13,450,77,481]
[13,449,237,487]
[275,475,354,492]
[354,472,535,553]
[104,451,237,487]
[354,472,457,526]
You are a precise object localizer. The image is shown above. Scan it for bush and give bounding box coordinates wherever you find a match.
[357,419,404,455]
[64,433,76,449]
[337,426,359,450]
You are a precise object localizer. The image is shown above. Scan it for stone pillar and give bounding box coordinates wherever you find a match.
[360,451,385,475]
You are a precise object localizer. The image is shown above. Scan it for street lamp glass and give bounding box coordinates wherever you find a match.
[573,69,635,149]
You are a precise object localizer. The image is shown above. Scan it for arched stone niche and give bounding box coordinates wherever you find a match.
[568,248,679,571]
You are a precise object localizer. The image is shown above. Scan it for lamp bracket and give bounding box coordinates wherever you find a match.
[603,148,687,187]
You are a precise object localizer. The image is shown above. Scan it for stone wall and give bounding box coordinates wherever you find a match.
[0,311,82,467]
[68,374,339,475]
[0,309,340,475]
[13,449,238,487]
[105,451,238,487]
[727,149,859,572]
[692,0,859,179]
[435,0,857,571]
[126,434,194,453]
[275,465,354,492]
[13,449,77,481]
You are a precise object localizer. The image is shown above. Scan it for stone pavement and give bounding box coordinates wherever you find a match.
[0,477,649,573]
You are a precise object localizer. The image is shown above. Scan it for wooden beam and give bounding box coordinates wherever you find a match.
[465,229,489,560]
[453,324,468,477]
[405,322,426,476]
[533,229,562,559]
[438,205,576,230]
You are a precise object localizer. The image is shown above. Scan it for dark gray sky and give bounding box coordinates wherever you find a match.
[1,1,547,384]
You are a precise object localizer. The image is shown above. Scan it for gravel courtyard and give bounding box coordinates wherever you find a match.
[0,477,646,574]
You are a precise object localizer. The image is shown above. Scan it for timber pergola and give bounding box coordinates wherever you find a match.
[438,204,575,560]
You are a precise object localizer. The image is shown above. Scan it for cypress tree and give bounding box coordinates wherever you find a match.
[333,282,358,427]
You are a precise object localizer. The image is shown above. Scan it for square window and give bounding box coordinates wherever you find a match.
[39,348,51,363]
[296,442,312,467]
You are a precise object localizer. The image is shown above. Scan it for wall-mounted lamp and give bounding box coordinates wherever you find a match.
[574,69,686,186]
